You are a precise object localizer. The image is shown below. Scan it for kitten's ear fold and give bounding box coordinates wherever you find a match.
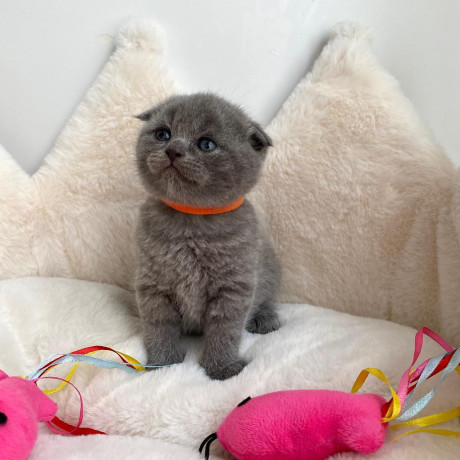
[134,109,154,122]
[248,123,272,151]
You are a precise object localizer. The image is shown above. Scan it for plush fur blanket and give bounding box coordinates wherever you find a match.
[0,21,458,344]
[0,277,458,459]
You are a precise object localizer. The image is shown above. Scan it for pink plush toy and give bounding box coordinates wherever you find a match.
[200,391,387,460]
[200,327,460,460]
[0,370,57,460]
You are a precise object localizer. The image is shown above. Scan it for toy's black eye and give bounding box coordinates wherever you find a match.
[155,128,171,141]
[0,412,7,424]
[197,138,217,152]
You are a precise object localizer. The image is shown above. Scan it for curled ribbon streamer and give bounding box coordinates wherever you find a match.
[39,350,101,394]
[400,354,444,411]
[392,328,453,414]
[34,375,104,435]
[409,351,460,385]
[396,349,460,422]
[392,428,460,442]
[42,363,79,395]
[351,367,401,422]
[392,406,460,430]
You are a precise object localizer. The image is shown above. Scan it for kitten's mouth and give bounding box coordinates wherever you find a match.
[163,164,195,183]
[165,164,182,175]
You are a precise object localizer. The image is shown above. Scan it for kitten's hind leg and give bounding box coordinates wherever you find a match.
[246,301,280,334]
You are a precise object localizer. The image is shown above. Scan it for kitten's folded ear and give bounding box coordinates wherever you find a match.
[135,96,178,122]
[248,123,273,151]
[134,109,155,122]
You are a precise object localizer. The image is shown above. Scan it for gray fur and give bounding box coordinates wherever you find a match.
[134,93,280,380]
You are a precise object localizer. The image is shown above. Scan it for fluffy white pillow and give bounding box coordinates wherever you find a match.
[0,22,458,343]
[1,277,458,459]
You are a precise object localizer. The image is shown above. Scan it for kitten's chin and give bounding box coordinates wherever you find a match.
[148,165,243,208]
[157,172,197,204]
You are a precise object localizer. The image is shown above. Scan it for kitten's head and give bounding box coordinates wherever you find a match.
[135,93,272,207]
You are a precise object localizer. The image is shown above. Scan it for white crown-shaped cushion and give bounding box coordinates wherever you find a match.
[251,23,459,343]
[0,20,174,285]
[0,21,458,343]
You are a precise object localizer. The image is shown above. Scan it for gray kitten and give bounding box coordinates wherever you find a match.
[134,93,280,380]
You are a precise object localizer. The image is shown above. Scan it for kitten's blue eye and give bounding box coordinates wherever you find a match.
[197,138,217,152]
[155,128,171,141]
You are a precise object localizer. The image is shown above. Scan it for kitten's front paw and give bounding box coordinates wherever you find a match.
[146,343,185,369]
[202,359,247,380]
[246,309,280,334]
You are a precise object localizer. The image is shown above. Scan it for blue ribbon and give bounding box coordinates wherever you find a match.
[27,353,170,380]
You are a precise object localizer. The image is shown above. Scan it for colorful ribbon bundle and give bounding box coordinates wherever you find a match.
[351,327,460,439]
[26,345,169,435]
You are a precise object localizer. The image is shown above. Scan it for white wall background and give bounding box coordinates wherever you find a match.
[1,0,459,174]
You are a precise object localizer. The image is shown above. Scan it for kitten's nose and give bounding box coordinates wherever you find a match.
[165,147,183,164]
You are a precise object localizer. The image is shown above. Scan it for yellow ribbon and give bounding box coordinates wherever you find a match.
[116,351,145,372]
[391,406,460,429]
[351,367,401,422]
[391,406,460,441]
[43,363,79,395]
[392,428,460,442]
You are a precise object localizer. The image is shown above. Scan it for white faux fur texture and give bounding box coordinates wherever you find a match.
[31,435,201,460]
[251,23,459,344]
[0,20,174,286]
[0,21,459,343]
[0,277,458,459]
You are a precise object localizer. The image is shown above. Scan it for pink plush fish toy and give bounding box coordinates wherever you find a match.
[199,327,460,460]
[0,370,58,460]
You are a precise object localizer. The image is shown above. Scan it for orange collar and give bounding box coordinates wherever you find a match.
[162,196,245,215]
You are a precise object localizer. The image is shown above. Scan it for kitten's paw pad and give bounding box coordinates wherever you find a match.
[246,311,280,334]
[146,346,185,369]
[203,359,247,380]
